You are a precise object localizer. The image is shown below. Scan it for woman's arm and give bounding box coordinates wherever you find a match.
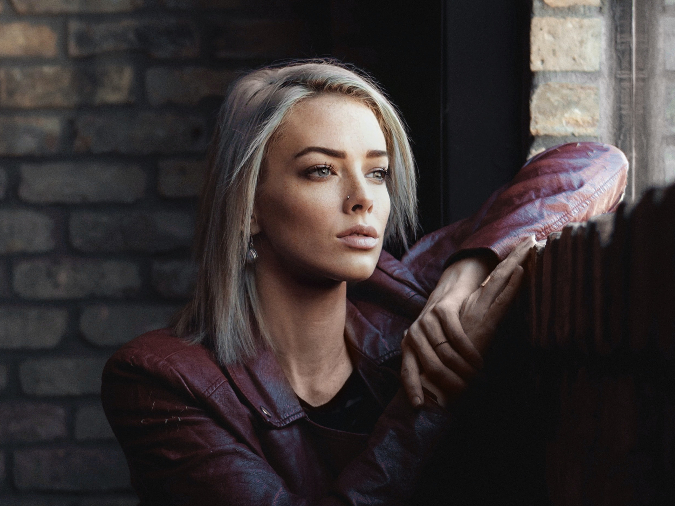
[398,142,628,404]
[401,142,628,294]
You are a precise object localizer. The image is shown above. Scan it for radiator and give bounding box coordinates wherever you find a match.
[518,181,675,505]
[525,183,675,356]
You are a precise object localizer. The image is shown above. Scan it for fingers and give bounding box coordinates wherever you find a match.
[472,265,525,352]
[432,306,484,371]
[458,237,533,354]
[409,316,478,382]
[404,329,467,396]
[485,264,525,326]
[401,337,424,407]
[475,236,534,311]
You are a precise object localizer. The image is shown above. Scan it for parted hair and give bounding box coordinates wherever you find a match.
[174,60,418,365]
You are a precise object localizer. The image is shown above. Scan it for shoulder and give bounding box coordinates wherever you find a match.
[103,328,228,400]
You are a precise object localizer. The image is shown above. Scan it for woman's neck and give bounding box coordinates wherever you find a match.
[254,259,353,407]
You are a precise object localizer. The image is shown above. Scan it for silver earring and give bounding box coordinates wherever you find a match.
[246,237,258,264]
[346,195,350,200]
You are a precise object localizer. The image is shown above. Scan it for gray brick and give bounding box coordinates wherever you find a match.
[146,67,236,105]
[0,210,54,253]
[0,307,67,349]
[68,18,198,58]
[0,66,134,108]
[13,258,141,299]
[0,167,7,199]
[75,404,114,440]
[20,162,146,204]
[158,159,206,197]
[0,364,7,392]
[530,82,599,136]
[20,357,108,396]
[0,403,66,442]
[152,259,197,298]
[80,304,177,346]
[531,17,602,72]
[0,116,61,156]
[13,446,130,491]
[10,0,143,14]
[70,211,193,253]
[209,18,310,59]
[74,112,208,154]
[0,22,58,57]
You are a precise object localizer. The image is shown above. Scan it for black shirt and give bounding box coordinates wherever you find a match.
[298,369,382,434]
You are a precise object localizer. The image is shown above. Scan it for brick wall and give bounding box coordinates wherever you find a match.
[529,0,607,156]
[0,1,327,503]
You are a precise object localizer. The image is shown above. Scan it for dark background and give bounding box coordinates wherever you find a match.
[322,0,532,233]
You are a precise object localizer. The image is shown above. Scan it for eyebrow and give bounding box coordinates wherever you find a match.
[294,146,388,159]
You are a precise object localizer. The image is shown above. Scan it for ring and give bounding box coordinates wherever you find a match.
[480,274,492,287]
[432,340,449,350]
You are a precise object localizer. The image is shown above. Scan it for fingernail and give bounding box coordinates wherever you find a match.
[413,396,422,407]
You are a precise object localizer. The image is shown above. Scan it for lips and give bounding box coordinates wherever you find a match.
[337,225,379,250]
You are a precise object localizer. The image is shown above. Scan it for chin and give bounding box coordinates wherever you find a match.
[336,262,378,283]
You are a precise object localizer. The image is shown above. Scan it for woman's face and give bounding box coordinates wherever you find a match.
[252,93,391,284]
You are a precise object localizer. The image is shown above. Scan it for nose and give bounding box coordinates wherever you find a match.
[343,174,374,215]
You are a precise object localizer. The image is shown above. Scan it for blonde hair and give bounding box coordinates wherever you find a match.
[174,60,418,365]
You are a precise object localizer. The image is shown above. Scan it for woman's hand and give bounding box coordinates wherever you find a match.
[401,237,534,408]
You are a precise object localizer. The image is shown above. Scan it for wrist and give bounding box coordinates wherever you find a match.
[438,250,498,295]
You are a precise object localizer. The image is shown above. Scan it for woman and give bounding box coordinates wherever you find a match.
[102,60,628,505]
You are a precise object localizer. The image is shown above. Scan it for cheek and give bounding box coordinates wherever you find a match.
[377,189,391,227]
[256,186,337,237]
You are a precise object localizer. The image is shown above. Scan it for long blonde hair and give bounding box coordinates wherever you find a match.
[174,60,418,365]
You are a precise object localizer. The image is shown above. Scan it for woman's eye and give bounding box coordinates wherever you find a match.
[368,168,389,182]
[306,165,334,178]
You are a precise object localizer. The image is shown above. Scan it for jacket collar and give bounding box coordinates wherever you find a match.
[224,301,401,428]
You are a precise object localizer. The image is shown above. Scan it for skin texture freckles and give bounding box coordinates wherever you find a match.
[252,94,391,287]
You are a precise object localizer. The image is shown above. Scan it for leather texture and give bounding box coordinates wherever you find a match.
[102,142,628,505]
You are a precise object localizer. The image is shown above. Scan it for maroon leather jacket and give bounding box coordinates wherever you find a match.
[102,143,628,506]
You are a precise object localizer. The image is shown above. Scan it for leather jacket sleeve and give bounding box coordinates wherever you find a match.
[102,333,451,506]
[400,142,628,295]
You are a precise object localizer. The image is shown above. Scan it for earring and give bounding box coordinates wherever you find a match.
[246,237,258,264]
[346,195,350,200]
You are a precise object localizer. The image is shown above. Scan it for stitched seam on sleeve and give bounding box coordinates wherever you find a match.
[539,168,622,237]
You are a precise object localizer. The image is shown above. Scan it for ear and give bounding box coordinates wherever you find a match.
[250,212,261,235]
